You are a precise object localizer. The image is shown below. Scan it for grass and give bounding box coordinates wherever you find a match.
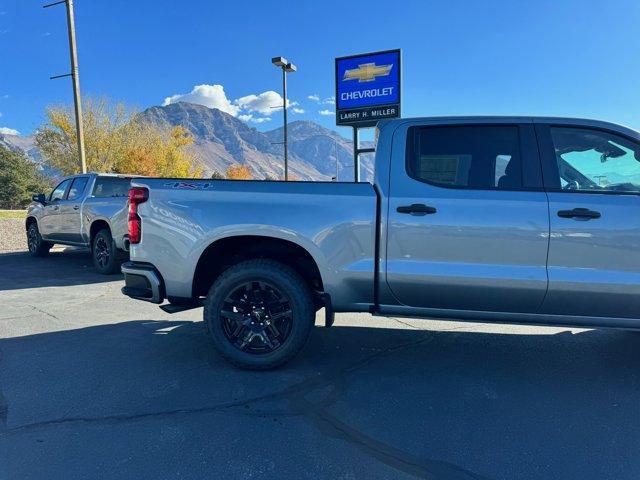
[0,210,26,219]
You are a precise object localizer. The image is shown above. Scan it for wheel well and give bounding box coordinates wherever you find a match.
[89,220,110,247]
[192,236,324,299]
[26,217,36,230]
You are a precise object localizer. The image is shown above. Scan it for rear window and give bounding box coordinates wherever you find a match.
[406,125,523,189]
[92,177,131,198]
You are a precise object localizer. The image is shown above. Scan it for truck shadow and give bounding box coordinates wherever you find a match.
[0,248,123,291]
[2,319,640,479]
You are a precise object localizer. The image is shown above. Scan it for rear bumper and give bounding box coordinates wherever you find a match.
[121,261,164,304]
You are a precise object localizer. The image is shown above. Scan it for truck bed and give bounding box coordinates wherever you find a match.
[129,178,378,310]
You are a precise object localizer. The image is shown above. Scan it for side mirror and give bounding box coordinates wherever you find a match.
[32,193,46,204]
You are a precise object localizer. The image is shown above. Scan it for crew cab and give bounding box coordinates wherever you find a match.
[27,173,132,274]
[121,117,640,369]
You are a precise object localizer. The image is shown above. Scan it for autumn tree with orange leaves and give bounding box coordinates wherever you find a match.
[35,98,202,178]
[225,164,253,180]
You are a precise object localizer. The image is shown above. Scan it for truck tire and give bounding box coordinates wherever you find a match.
[26,222,52,257]
[92,228,121,275]
[203,259,315,370]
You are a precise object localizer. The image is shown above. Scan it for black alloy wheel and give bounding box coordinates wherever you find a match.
[220,280,293,354]
[94,235,110,270]
[26,222,52,257]
[203,259,316,370]
[92,228,121,274]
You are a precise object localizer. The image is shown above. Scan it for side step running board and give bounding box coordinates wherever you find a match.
[160,300,203,314]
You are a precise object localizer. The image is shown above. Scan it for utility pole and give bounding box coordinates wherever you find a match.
[44,0,87,174]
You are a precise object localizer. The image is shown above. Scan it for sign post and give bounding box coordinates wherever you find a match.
[335,49,401,181]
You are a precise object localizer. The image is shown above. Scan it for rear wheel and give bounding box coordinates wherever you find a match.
[26,222,52,257]
[203,259,315,370]
[92,228,121,275]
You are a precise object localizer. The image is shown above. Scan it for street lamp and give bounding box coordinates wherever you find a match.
[271,56,297,180]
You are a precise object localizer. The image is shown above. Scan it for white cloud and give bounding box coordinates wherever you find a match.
[318,109,335,116]
[163,84,299,124]
[292,107,305,114]
[238,114,271,124]
[236,90,293,115]
[309,94,334,105]
[0,127,20,135]
[163,84,240,116]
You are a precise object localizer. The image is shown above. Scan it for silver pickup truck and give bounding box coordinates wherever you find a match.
[26,173,132,274]
[122,116,640,369]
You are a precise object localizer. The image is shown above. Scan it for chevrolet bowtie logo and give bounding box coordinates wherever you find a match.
[343,62,393,83]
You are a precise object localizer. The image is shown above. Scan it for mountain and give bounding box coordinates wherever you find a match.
[0,133,58,176]
[139,102,374,181]
[139,103,326,180]
[0,133,39,161]
[264,120,374,181]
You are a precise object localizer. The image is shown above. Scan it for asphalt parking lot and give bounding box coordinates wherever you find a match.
[1,249,639,480]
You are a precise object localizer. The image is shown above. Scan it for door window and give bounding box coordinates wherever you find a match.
[406,126,523,189]
[549,127,640,193]
[49,179,72,201]
[68,177,89,200]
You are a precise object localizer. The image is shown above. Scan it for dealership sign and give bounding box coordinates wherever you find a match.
[335,49,401,127]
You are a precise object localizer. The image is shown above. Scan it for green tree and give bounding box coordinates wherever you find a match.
[0,146,51,209]
[35,97,203,177]
[210,170,225,179]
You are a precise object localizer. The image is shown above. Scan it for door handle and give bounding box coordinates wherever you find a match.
[557,208,601,219]
[397,204,437,216]
[73,205,80,210]
[53,205,59,211]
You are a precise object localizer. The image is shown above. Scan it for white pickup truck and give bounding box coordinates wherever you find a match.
[121,116,640,369]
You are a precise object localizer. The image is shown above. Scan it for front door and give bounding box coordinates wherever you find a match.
[536,123,640,319]
[57,176,89,243]
[39,178,72,240]
[386,122,550,313]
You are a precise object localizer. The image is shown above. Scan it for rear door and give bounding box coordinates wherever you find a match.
[536,122,640,319]
[385,120,550,313]
[40,178,72,240]
[57,175,89,243]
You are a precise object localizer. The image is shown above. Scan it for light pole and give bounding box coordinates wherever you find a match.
[44,0,87,174]
[271,56,296,180]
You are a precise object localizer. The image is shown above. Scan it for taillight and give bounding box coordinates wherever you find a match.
[128,187,148,244]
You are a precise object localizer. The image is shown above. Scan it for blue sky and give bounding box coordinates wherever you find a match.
[1,0,639,138]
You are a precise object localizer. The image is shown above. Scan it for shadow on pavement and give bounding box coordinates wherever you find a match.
[1,319,640,479]
[0,248,123,292]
